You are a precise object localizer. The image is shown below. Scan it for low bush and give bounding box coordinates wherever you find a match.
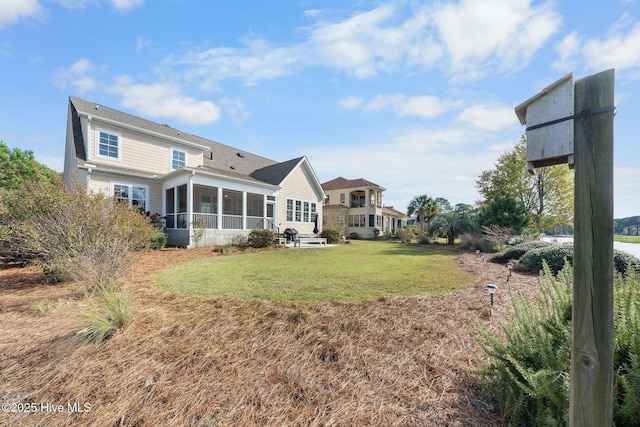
[491,241,551,264]
[417,233,430,244]
[395,228,413,243]
[348,232,360,240]
[614,250,640,277]
[515,244,573,275]
[151,231,168,250]
[459,233,495,253]
[247,229,274,248]
[0,181,157,286]
[474,265,640,426]
[320,228,341,244]
[516,244,640,276]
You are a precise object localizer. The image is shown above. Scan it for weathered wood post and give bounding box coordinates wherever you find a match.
[515,69,615,426]
[571,69,615,426]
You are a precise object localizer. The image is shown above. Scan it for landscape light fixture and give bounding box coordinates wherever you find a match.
[476,249,481,257]
[506,261,514,281]
[487,284,498,306]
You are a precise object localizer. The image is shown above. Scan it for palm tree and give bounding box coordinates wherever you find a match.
[407,195,440,233]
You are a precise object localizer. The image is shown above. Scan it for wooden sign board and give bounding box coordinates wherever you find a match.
[515,72,574,172]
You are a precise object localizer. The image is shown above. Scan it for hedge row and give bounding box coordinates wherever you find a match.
[491,241,552,264]
[514,244,640,276]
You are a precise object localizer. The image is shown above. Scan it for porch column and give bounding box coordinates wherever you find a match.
[263,194,268,230]
[242,191,247,230]
[217,187,223,230]
[187,174,194,247]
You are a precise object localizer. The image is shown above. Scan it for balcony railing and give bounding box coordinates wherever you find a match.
[166,213,276,231]
[193,213,217,229]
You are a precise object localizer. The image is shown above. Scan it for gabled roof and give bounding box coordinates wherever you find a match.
[382,206,406,217]
[321,176,384,191]
[250,157,304,185]
[68,96,315,187]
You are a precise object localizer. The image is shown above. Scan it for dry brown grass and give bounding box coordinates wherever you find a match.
[0,247,538,426]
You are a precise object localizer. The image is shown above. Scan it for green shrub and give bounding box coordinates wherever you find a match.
[231,234,249,248]
[459,233,495,253]
[320,228,341,244]
[395,228,413,243]
[516,244,640,276]
[372,228,380,239]
[214,244,237,254]
[614,250,640,277]
[247,229,274,248]
[0,180,157,285]
[515,244,573,275]
[474,265,640,426]
[150,231,168,250]
[491,241,552,264]
[348,232,360,240]
[417,232,430,244]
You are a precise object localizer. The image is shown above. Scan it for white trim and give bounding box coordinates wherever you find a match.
[286,197,317,224]
[95,127,122,161]
[110,180,150,212]
[77,111,210,151]
[170,146,187,170]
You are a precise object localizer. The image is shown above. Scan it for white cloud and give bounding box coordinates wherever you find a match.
[307,125,497,208]
[110,0,144,10]
[582,23,640,72]
[172,38,300,89]
[456,104,518,131]
[338,95,362,110]
[160,1,563,90]
[0,0,41,28]
[136,37,152,52]
[109,75,221,125]
[220,97,252,124]
[54,0,144,10]
[52,59,99,94]
[339,93,460,120]
[431,0,562,80]
[552,32,580,72]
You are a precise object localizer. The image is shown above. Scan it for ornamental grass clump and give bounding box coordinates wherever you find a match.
[78,281,133,344]
[474,263,640,425]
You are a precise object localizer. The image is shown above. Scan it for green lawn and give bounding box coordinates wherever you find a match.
[615,235,640,244]
[153,240,475,301]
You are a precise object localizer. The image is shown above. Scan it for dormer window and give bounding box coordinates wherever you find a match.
[171,148,186,170]
[96,129,120,160]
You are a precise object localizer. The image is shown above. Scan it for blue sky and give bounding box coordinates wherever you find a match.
[1,0,638,218]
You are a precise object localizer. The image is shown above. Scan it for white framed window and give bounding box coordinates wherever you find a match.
[286,199,294,221]
[96,128,121,160]
[286,198,317,223]
[339,193,346,204]
[112,182,149,213]
[171,148,186,170]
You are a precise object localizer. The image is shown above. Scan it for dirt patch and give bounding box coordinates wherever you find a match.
[0,246,537,426]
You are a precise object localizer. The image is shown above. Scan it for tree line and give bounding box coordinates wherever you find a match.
[407,135,576,243]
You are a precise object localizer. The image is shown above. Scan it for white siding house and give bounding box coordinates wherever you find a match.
[64,97,325,247]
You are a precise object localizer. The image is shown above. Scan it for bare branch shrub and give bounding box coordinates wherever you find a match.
[481,224,513,250]
[1,181,156,285]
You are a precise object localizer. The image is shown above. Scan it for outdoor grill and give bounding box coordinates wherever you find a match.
[283,228,298,242]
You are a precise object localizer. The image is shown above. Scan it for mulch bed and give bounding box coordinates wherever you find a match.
[0,245,538,426]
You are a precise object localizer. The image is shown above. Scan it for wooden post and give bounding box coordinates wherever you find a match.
[571,69,615,426]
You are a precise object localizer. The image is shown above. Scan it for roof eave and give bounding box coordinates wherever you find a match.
[75,110,210,152]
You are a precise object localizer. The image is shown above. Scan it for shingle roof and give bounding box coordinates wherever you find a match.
[69,96,301,185]
[321,176,382,191]
[382,206,406,217]
[250,157,303,185]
